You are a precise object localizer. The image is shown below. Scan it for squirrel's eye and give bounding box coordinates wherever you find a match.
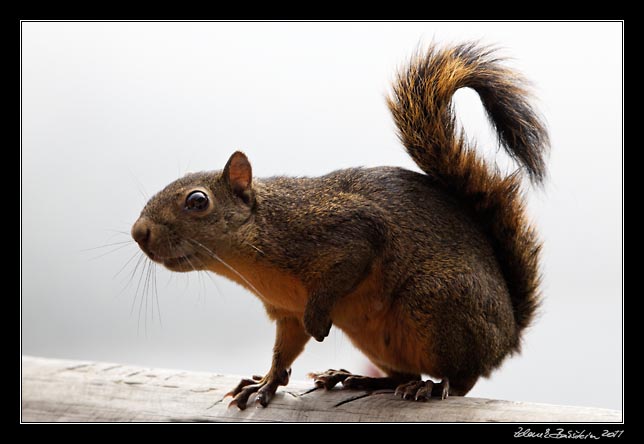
[185,191,209,212]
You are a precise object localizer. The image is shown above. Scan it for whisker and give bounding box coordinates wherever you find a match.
[193,256,224,300]
[98,230,132,245]
[143,257,152,336]
[204,271,222,295]
[182,253,205,297]
[149,265,154,323]
[153,264,162,328]
[181,245,204,303]
[165,270,174,288]
[81,240,133,252]
[245,242,265,256]
[127,166,150,203]
[197,266,205,305]
[113,250,140,280]
[123,253,146,295]
[183,254,200,276]
[137,259,150,336]
[88,242,135,261]
[166,238,193,297]
[103,229,131,236]
[187,238,266,301]
[146,261,155,332]
[131,257,148,318]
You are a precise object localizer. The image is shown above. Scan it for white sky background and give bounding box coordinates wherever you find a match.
[21,22,622,411]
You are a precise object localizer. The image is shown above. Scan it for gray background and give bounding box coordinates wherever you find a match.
[21,22,622,411]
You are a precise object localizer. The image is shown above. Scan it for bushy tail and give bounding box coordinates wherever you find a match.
[387,42,549,336]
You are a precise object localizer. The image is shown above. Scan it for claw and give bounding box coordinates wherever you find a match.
[403,383,417,400]
[440,378,450,400]
[415,380,433,400]
[256,394,270,407]
[307,369,352,390]
[226,373,285,410]
[395,379,447,402]
[228,383,261,410]
[396,380,424,400]
[309,369,410,392]
[224,378,256,398]
[307,370,452,404]
[256,384,276,407]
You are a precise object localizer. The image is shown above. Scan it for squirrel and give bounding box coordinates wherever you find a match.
[131,42,549,410]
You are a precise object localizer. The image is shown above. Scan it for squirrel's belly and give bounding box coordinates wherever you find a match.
[335,303,440,377]
[331,264,440,377]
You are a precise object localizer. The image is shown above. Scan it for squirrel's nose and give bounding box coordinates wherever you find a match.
[131,217,151,248]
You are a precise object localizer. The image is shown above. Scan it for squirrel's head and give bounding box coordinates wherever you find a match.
[131,151,256,272]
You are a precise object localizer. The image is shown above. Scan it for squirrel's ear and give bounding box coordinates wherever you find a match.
[223,151,253,204]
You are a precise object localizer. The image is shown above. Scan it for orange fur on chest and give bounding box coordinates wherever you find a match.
[209,259,309,314]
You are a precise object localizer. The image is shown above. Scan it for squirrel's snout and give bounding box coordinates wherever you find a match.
[131,217,152,249]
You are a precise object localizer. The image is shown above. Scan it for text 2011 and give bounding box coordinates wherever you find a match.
[602,430,624,439]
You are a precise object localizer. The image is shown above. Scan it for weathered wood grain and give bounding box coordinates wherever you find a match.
[21,356,622,422]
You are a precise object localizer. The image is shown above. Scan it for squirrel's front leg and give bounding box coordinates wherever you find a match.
[227,315,310,410]
[303,245,377,342]
[303,292,334,342]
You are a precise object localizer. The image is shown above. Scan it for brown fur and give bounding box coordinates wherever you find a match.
[131,42,549,406]
[387,42,549,334]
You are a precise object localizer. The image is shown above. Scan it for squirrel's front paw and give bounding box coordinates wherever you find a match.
[225,368,291,410]
[303,310,332,342]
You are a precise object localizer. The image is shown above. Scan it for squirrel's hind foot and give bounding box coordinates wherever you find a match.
[394,378,449,400]
[307,369,420,391]
[308,369,455,401]
[307,368,354,390]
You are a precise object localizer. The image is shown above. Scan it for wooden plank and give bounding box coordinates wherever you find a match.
[21,356,622,423]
